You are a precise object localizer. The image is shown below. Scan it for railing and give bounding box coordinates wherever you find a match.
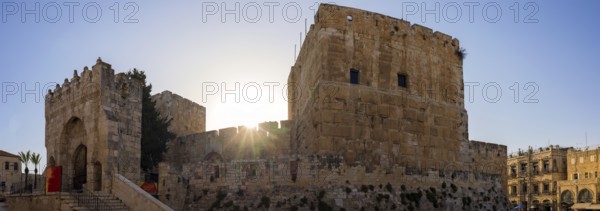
[9,177,46,194]
[72,188,115,211]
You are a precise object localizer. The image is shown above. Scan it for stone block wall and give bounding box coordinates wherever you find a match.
[158,153,510,210]
[112,174,173,211]
[6,193,62,211]
[156,4,509,210]
[152,90,206,137]
[163,121,290,169]
[289,4,467,172]
[45,58,142,192]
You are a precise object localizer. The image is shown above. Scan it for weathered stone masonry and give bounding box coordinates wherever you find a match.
[45,58,142,192]
[157,4,509,211]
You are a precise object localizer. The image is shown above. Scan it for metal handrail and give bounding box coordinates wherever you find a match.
[72,188,116,211]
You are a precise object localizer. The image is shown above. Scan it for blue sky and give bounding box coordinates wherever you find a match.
[1,0,599,170]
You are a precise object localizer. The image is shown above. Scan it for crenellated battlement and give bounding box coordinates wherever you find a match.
[174,120,291,143]
[45,57,142,104]
[165,120,291,165]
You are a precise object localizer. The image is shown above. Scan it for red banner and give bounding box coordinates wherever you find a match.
[46,166,62,192]
[139,182,158,195]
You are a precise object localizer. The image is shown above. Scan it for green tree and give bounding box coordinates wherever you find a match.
[18,150,31,192]
[127,69,175,173]
[30,153,42,190]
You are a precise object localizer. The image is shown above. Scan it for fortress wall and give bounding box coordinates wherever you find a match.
[45,58,143,191]
[159,153,509,210]
[163,120,291,169]
[289,4,468,171]
[152,90,206,137]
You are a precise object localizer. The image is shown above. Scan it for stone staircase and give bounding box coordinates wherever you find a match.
[60,191,130,211]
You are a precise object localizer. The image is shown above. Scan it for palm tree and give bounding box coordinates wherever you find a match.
[31,153,42,190]
[18,150,31,192]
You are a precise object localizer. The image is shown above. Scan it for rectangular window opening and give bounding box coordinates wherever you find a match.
[350,69,359,84]
[397,74,407,88]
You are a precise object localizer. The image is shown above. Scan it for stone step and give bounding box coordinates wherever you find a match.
[60,192,130,211]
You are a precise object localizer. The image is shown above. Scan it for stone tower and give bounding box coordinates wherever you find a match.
[289,4,468,172]
[45,58,142,192]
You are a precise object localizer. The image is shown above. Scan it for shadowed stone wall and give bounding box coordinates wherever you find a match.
[45,58,143,192]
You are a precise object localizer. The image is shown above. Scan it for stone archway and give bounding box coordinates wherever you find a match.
[93,162,102,191]
[73,145,87,190]
[578,189,593,203]
[60,117,88,191]
[561,190,574,209]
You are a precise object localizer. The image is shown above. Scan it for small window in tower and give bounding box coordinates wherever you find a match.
[398,74,407,88]
[350,69,359,84]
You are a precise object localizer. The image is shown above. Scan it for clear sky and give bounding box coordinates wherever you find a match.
[1,0,599,171]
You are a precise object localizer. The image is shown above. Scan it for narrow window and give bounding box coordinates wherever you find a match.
[4,162,8,170]
[397,74,407,88]
[13,162,18,171]
[574,173,579,180]
[350,69,359,84]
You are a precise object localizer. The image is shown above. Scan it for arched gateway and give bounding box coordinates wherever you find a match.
[44,58,143,192]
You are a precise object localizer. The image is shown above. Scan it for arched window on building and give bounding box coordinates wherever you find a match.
[578,189,593,203]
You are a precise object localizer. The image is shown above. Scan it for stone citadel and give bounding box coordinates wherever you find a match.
[22,3,509,211]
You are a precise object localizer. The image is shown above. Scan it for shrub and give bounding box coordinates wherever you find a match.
[258,196,271,209]
[318,201,333,211]
[301,196,308,205]
[450,183,458,193]
[346,187,352,194]
[361,185,369,193]
[385,183,393,192]
[318,190,326,200]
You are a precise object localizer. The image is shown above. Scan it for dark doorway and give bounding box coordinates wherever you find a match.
[93,162,102,191]
[73,145,87,190]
